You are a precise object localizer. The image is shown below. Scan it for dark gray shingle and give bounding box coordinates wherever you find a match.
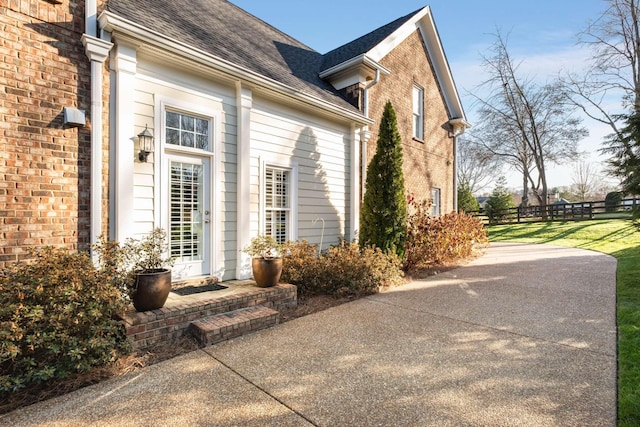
[107,0,358,112]
[321,8,422,71]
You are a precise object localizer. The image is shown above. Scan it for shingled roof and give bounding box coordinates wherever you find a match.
[106,0,360,113]
[321,8,422,71]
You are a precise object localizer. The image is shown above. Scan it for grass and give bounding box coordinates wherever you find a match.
[489,219,640,426]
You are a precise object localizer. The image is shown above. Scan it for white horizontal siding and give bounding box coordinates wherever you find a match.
[130,60,239,281]
[250,98,351,249]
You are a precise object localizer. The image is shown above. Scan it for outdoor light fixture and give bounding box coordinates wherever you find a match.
[137,124,153,162]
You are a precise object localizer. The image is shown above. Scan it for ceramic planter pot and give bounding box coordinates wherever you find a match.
[132,269,172,312]
[251,258,282,287]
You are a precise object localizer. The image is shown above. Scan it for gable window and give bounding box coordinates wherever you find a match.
[431,188,441,216]
[264,167,290,244]
[166,111,210,150]
[412,85,424,140]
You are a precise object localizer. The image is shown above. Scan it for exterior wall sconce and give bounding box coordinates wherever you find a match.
[137,124,153,162]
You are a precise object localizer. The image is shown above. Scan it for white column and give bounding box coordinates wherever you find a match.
[82,35,113,253]
[236,82,252,279]
[111,43,137,242]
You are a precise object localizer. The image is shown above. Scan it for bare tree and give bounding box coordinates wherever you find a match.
[456,138,501,194]
[571,161,599,201]
[563,0,640,139]
[468,32,587,207]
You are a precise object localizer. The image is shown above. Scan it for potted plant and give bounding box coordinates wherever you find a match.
[243,235,283,287]
[93,228,175,312]
[123,228,175,312]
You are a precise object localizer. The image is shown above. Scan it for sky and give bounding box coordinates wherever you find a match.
[230,0,617,192]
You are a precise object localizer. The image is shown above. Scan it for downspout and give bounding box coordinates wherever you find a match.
[362,69,380,118]
[360,69,380,202]
[82,1,113,256]
[453,135,458,212]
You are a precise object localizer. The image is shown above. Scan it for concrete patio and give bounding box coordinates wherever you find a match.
[1,242,617,426]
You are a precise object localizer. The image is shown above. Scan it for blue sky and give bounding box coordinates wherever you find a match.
[230,0,613,191]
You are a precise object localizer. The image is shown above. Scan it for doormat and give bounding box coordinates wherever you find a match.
[173,283,228,296]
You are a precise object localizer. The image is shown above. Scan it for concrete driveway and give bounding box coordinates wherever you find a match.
[1,242,617,426]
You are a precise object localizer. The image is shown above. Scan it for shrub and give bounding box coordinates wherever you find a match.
[405,197,488,270]
[485,178,515,224]
[281,240,319,286]
[457,183,480,212]
[281,240,404,297]
[605,191,624,212]
[322,242,404,297]
[92,229,175,301]
[0,248,131,394]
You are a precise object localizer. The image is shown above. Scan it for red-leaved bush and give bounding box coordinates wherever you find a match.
[405,196,488,270]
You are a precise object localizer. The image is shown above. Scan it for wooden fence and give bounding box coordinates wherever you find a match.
[470,198,640,225]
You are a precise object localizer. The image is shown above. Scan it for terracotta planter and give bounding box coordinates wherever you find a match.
[132,269,172,312]
[251,258,282,287]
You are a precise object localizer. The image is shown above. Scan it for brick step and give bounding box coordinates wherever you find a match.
[188,305,279,346]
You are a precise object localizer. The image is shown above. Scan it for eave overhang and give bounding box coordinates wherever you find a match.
[98,11,373,126]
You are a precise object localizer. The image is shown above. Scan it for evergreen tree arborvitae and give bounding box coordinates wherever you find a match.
[485,177,514,225]
[359,101,407,258]
[457,183,480,212]
[602,110,640,195]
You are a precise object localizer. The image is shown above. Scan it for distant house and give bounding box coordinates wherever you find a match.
[477,197,490,210]
[553,198,573,205]
[2,0,468,281]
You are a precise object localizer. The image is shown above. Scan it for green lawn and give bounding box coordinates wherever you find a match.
[489,219,640,426]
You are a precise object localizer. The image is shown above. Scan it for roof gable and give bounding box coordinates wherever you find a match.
[321,9,420,71]
[321,5,468,124]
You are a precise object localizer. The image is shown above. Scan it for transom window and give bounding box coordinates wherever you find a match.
[264,167,290,244]
[166,111,209,150]
[413,85,424,140]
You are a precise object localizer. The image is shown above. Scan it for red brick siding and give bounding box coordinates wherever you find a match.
[0,0,94,266]
[121,284,297,350]
[367,30,454,212]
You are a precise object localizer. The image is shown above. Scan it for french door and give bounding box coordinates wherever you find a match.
[166,153,211,279]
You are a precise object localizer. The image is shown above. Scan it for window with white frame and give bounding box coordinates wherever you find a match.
[166,110,210,150]
[431,188,441,216]
[264,167,290,244]
[412,85,424,140]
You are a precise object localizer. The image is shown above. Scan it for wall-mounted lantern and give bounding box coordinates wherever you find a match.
[137,124,153,162]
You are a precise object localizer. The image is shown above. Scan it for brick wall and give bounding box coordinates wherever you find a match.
[0,0,92,266]
[367,30,455,213]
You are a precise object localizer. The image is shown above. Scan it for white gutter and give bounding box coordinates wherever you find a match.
[83,1,113,255]
[99,11,373,126]
[319,54,390,80]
